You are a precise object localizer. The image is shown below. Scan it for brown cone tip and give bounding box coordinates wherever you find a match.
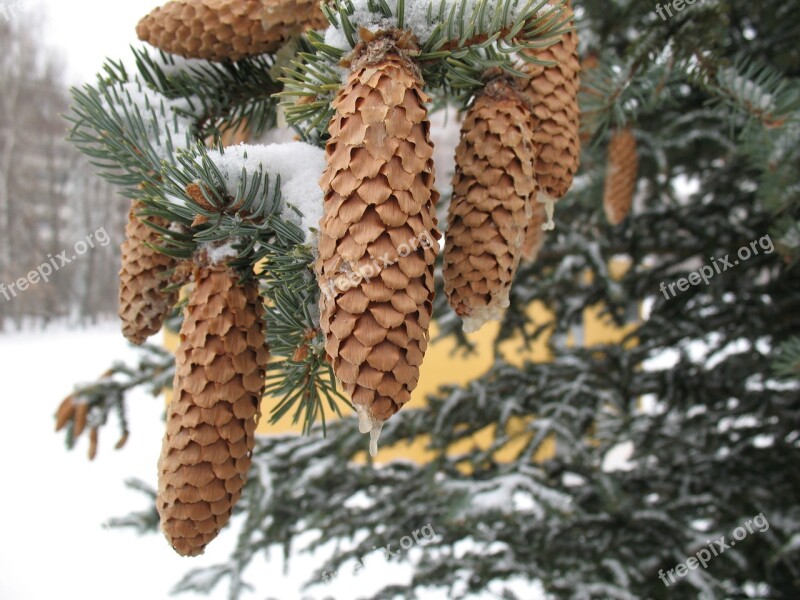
[518,3,581,202]
[603,127,639,226]
[136,0,328,62]
[443,78,537,333]
[317,42,440,443]
[119,200,179,345]
[157,266,269,556]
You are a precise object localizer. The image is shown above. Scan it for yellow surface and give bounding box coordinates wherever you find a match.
[164,259,635,464]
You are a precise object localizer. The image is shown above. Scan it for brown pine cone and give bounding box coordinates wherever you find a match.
[443,78,536,332]
[136,0,328,62]
[603,127,639,225]
[518,2,581,205]
[317,37,440,451]
[119,200,179,345]
[157,265,269,556]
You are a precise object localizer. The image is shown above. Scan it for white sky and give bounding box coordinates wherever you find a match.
[25,0,163,84]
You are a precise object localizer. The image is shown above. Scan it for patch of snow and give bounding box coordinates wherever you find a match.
[204,142,326,243]
[602,441,636,472]
[202,239,241,264]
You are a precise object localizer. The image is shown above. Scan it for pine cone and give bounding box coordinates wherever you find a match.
[317,39,440,449]
[521,200,548,263]
[119,200,179,345]
[603,127,639,225]
[443,78,536,332]
[518,2,581,204]
[157,265,269,556]
[136,0,327,62]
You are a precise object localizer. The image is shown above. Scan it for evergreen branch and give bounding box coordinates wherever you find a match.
[55,343,175,457]
[259,244,348,434]
[712,56,800,130]
[773,336,800,380]
[66,73,198,199]
[280,0,571,136]
[105,479,160,534]
[131,47,283,140]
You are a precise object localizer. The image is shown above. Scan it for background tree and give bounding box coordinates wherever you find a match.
[0,11,127,328]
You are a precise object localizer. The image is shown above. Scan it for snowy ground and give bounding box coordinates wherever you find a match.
[0,323,545,600]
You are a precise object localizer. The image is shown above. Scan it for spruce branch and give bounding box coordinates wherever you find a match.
[67,73,198,199]
[712,56,800,130]
[131,47,283,141]
[773,336,800,380]
[54,343,175,457]
[280,0,572,136]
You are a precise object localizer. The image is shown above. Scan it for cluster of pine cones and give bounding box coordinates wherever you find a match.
[314,7,589,443]
[57,0,642,557]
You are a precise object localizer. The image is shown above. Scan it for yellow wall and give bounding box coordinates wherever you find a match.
[165,259,635,464]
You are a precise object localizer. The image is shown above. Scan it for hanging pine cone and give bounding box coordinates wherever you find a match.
[137,0,327,62]
[119,200,179,345]
[603,127,639,225]
[443,78,536,332]
[157,264,269,556]
[521,200,548,263]
[517,2,581,208]
[317,35,439,453]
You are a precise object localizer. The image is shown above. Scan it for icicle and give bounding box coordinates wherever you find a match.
[369,422,384,458]
[355,404,373,434]
[539,194,556,231]
[354,404,384,457]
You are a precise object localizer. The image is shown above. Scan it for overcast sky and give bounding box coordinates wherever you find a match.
[25,0,163,83]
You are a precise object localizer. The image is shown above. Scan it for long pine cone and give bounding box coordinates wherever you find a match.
[603,127,639,225]
[157,265,269,556]
[444,78,537,332]
[517,1,581,204]
[317,39,440,450]
[137,0,327,62]
[119,200,179,345]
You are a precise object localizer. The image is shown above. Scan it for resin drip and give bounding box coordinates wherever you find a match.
[539,194,556,231]
[355,403,384,458]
